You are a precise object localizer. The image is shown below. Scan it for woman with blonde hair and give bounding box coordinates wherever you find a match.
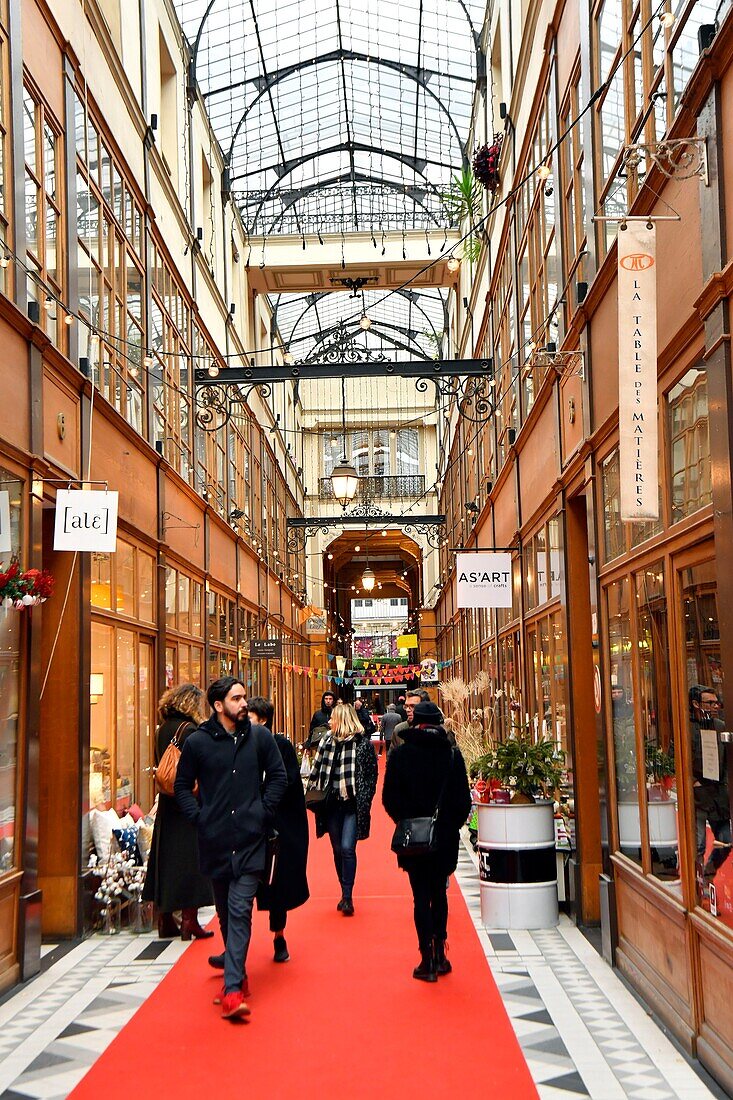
[142,683,214,938]
[306,702,378,915]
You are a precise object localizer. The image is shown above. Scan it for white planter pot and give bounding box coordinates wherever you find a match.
[477,800,558,930]
[618,799,677,849]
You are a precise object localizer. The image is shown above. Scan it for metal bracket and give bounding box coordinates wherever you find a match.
[530,348,585,382]
[622,137,708,186]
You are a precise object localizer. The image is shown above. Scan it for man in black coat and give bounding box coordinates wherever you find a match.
[247,697,309,964]
[383,701,471,982]
[308,690,336,746]
[175,676,287,1021]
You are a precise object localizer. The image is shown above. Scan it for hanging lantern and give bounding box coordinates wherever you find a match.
[361,567,376,591]
[330,462,359,506]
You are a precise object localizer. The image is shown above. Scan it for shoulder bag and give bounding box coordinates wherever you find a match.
[390,749,455,857]
[304,741,341,813]
[154,721,190,796]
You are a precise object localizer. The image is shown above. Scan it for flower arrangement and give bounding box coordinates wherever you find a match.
[473,135,504,193]
[88,850,147,934]
[0,559,55,608]
[470,734,566,803]
[440,671,499,772]
[645,740,675,783]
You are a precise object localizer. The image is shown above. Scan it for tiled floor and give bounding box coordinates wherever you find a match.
[0,856,727,1099]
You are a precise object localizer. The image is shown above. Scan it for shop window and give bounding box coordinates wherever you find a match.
[0,470,22,872]
[679,560,731,926]
[606,576,642,864]
[601,448,663,562]
[23,85,64,349]
[138,552,154,623]
[635,564,679,887]
[667,367,711,522]
[91,552,112,609]
[0,8,11,299]
[90,541,154,621]
[116,540,135,616]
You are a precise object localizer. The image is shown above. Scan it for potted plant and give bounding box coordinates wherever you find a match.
[470,732,565,930]
[0,559,55,609]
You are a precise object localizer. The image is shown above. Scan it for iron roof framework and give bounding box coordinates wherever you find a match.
[173,0,485,237]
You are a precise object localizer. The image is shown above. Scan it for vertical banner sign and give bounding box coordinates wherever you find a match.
[0,491,11,554]
[53,490,119,552]
[618,222,658,520]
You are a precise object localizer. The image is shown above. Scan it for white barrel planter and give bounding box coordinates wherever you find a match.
[618,798,678,849]
[477,800,559,930]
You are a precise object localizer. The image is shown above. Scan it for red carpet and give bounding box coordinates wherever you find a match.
[71,763,537,1099]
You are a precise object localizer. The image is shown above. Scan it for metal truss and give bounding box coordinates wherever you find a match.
[286,504,447,553]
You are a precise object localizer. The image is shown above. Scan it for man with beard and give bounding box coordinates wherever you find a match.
[175,676,287,1021]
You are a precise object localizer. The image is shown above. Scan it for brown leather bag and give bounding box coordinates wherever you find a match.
[154,722,189,796]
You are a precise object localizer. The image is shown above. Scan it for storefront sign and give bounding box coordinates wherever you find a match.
[305,614,327,633]
[53,489,119,552]
[420,657,439,685]
[396,633,417,649]
[456,552,512,608]
[249,638,282,660]
[618,222,658,520]
[0,492,11,554]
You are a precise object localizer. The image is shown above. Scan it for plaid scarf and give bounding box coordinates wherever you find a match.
[311,735,358,800]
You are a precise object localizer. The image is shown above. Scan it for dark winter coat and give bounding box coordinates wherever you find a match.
[311,733,378,841]
[382,725,472,875]
[354,704,376,738]
[175,715,287,879]
[308,692,335,744]
[142,713,213,911]
[256,731,309,914]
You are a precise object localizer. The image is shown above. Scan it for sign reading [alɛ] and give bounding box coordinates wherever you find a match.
[53,489,119,552]
[618,222,658,520]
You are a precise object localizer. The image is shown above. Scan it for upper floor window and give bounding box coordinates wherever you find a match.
[667,367,711,522]
[0,4,11,298]
[322,429,421,479]
[24,84,64,348]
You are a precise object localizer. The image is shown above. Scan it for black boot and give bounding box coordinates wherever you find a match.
[413,947,437,983]
[273,935,290,962]
[434,938,452,976]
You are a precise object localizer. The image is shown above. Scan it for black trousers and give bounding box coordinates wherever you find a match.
[269,905,287,933]
[406,861,449,952]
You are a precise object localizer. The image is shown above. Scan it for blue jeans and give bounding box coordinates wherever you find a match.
[326,799,357,900]
[212,872,259,994]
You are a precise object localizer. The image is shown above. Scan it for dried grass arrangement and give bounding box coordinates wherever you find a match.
[439,671,499,772]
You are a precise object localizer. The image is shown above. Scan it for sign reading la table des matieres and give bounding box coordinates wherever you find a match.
[456,552,512,608]
[618,221,658,521]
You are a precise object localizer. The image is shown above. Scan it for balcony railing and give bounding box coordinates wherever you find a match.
[317,474,425,500]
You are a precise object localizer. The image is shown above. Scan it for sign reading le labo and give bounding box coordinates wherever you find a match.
[456,552,512,608]
[53,490,119,552]
[250,638,283,660]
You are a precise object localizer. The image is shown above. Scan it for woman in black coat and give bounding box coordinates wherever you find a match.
[248,698,309,963]
[382,701,471,983]
[142,683,214,939]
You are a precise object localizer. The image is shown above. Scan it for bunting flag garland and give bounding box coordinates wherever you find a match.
[281,657,455,685]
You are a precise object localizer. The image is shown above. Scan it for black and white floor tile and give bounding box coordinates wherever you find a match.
[455,843,725,1100]
[0,859,727,1099]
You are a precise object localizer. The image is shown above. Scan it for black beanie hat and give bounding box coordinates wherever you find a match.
[412,701,444,726]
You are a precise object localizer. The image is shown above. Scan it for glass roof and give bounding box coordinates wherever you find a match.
[272,287,449,362]
[173,0,484,236]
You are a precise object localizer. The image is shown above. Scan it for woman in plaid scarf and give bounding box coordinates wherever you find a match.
[307,703,378,916]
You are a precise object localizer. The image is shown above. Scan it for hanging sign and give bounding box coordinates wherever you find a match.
[456,552,512,608]
[420,657,439,685]
[53,490,118,552]
[250,638,282,660]
[305,614,328,633]
[396,634,417,649]
[618,222,658,520]
[0,492,11,554]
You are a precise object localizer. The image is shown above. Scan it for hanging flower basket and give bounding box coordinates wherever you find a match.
[0,559,55,609]
[473,135,504,193]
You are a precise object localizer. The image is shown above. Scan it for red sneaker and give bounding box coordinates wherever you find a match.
[221,991,251,1020]
[214,978,249,1004]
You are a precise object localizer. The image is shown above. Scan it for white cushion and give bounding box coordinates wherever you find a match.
[89,808,121,864]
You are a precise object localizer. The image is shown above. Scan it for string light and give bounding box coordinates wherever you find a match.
[446,256,460,273]
[359,314,372,330]
[660,11,676,28]
[537,163,551,180]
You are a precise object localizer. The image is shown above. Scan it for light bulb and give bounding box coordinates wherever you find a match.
[143,354,153,368]
[283,351,295,364]
[208,364,220,377]
[0,253,9,269]
[64,313,74,325]
[359,314,371,330]
[537,163,551,180]
[446,256,460,273]
[660,11,676,28]
[381,530,387,537]
[328,552,334,560]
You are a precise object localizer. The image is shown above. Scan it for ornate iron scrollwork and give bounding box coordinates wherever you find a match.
[305,321,390,364]
[622,138,708,185]
[195,382,273,432]
[416,361,495,423]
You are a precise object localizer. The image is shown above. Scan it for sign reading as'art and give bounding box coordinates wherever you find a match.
[618,221,658,520]
[53,490,119,552]
[0,491,11,554]
[456,552,512,608]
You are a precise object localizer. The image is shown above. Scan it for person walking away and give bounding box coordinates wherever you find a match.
[175,677,287,1021]
[306,703,377,915]
[380,703,401,757]
[142,683,214,939]
[247,697,309,963]
[354,696,376,739]
[383,701,471,982]
[308,691,336,748]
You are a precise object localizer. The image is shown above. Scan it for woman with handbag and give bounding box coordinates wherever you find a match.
[306,703,377,916]
[142,683,214,939]
[382,701,471,982]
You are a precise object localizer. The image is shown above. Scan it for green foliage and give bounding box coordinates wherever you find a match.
[462,234,482,264]
[470,735,565,801]
[443,167,482,227]
[645,739,675,781]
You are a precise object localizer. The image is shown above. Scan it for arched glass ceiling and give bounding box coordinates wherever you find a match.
[173,0,484,235]
[272,287,449,362]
